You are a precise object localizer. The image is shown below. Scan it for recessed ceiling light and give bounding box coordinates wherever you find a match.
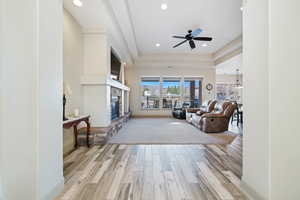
[156,43,161,47]
[240,6,243,11]
[73,0,83,7]
[202,43,208,47]
[161,3,168,10]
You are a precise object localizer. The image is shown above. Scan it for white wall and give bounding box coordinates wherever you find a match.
[243,0,300,199]
[269,0,300,199]
[0,0,64,199]
[81,31,112,127]
[0,0,4,198]
[126,56,216,117]
[242,0,270,199]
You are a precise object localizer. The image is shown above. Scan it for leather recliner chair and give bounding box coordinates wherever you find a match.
[185,100,217,123]
[191,101,231,128]
[199,102,237,133]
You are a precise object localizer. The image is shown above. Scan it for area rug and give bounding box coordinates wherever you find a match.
[108,118,237,145]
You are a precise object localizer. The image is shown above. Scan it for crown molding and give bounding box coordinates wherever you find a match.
[136,53,214,62]
[215,47,242,65]
[213,35,242,59]
[105,0,139,59]
[132,53,215,68]
[124,0,140,56]
[213,35,243,65]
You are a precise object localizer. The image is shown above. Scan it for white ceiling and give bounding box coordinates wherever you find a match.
[64,0,242,59]
[127,0,242,55]
[216,53,243,75]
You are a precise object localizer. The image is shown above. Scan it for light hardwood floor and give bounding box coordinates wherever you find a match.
[57,136,246,200]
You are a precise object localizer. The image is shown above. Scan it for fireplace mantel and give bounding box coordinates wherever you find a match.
[81,75,130,91]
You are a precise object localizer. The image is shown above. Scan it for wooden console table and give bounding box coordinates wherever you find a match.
[63,115,91,148]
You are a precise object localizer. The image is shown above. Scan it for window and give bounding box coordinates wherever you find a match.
[141,77,160,109]
[183,78,202,108]
[140,76,203,110]
[162,77,181,109]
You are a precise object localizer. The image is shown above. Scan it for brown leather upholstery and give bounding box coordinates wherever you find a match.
[186,100,217,113]
[194,100,217,116]
[195,100,229,117]
[199,102,237,133]
[186,100,214,113]
[191,100,230,127]
[186,108,201,113]
[207,100,217,112]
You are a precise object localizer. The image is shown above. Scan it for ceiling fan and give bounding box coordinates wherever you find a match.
[172,28,212,49]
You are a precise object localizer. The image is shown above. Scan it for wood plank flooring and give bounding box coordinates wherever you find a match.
[57,137,246,200]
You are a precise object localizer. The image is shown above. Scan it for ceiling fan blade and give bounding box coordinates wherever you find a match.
[193,37,213,41]
[173,40,188,48]
[172,36,186,39]
[189,40,196,49]
[191,28,203,37]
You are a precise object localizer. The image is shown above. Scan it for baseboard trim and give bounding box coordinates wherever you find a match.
[0,178,5,200]
[0,190,5,200]
[42,178,64,200]
[240,180,267,200]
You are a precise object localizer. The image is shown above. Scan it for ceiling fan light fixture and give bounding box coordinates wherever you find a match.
[202,43,208,47]
[161,3,168,10]
[73,0,83,7]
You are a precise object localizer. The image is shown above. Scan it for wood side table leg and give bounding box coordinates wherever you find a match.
[73,125,78,148]
[86,119,91,148]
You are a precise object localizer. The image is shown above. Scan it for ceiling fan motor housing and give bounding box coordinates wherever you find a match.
[172,28,212,49]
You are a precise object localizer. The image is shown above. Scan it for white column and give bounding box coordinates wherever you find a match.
[0,0,64,199]
[82,30,112,127]
[268,0,300,199]
[121,63,126,116]
[242,0,300,199]
[242,0,270,199]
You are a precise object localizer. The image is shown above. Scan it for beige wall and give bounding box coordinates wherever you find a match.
[63,9,84,155]
[126,64,216,117]
[63,9,83,116]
